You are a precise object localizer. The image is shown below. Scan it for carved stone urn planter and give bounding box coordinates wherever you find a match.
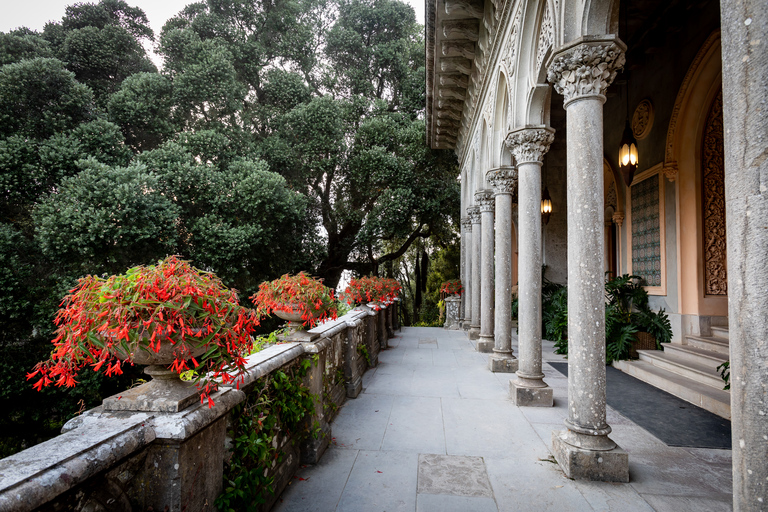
[103,331,211,413]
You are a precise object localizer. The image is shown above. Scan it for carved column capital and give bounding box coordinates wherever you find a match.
[467,205,482,224]
[612,211,625,227]
[546,37,626,106]
[475,189,495,213]
[663,162,678,182]
[505,126,555,165]
[461,215,473,231]
[486,166,518,197]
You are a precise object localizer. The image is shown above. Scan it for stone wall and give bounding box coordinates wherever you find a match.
[0,304,397,512]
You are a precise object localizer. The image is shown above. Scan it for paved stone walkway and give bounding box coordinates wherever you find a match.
[274,327,733,512]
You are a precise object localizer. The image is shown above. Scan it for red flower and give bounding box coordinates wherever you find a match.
[28,256,259,408]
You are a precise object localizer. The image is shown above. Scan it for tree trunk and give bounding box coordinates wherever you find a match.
[414,251,422,322]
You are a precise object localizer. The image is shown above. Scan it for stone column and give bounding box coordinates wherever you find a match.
[476,189,496,352]
[506,126,555,405]
[720,2,768,509]
[546,37,629,482]
[468,205,482,340]
[486,166,519,372]
[461,216,472,329]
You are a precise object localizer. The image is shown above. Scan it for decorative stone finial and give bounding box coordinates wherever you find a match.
[486,166,518,197]
[546,37,626,106]
[467,205,481,223]
[474,189,495,213]
[505,126,555,165]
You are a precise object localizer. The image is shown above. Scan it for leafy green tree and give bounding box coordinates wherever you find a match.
[0,29,53,65]
[0,57,94,139]
[33,161,180,275]
[107,72,175,151]
[43,0,156,103]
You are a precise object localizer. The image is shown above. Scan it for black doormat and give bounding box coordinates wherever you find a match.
[547,362,732,449]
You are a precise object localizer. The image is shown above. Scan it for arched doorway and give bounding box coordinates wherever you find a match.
[666,31,726,336]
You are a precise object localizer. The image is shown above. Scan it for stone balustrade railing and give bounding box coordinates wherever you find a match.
[0,301,398,512]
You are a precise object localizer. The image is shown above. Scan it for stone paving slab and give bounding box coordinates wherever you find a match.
[275,327,734,511]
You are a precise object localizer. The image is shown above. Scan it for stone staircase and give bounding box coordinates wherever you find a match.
[613,326,731,419]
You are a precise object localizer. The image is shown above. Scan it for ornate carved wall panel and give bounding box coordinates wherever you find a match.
[702,89,727,296]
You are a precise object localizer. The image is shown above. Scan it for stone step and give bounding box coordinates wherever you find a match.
[662,343,728,368]
[685,335,730,356]
[637,350,724,388]
[711,325,729,341]
[612,359,731,420]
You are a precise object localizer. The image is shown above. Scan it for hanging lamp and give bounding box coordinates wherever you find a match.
[541,186,552,225]
[618,0,638,187]
[618,121,638,186]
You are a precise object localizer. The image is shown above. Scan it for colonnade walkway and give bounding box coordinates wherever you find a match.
[274,327,733,512]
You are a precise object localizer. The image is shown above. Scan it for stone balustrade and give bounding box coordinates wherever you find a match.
[0,302,398,512]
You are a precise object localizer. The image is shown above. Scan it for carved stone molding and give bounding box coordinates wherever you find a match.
[546,37,626,106]
[461,216,473,231]
[662,162,678,181]
[440,73,469,88]
[664,31,720,181]
[438,109,462,120]
[632,99,654,140]
[536,5,553,72]
[442,40,476,60]
[442,19,480,41]
[445,0,484,19]
[487,166,518,197]
[474,189,495,213]
[501,4,523,76]
[612,211,625,227]
[467,205,482,224]
[505,126,556,165]
[439,87,467,100]
[440,56,473,75]
[702,89,727,296]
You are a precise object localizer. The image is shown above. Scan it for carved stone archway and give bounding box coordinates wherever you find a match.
[669,31,726,334]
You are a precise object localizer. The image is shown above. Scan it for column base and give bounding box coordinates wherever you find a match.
[476,336,494,352]
[345,376,362,398]
[301,421,331,464]
[551,430,629,482]
[509,380,553,406]
[468,326,480,340]
[462,320,471,331]
[489,354,518,373]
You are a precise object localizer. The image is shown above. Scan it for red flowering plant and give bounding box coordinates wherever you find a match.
[344,276,401,309]
[27,256,259,408]
[440,280,463,296]
[251,272,338,329]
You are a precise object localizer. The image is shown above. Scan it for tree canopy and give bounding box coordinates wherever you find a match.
[0,0,459,453]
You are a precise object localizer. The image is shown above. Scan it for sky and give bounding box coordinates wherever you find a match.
[1,0,426,38]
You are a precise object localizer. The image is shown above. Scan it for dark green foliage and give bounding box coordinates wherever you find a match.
[44,0,156,103]
[107,72,175,151]
[34,161,181,276]
[0,30,53,65]
[543,284,568,355]
[0,58,94,139]
[717,360,730,390]
[215,359,315,511]
[547,273,674,363]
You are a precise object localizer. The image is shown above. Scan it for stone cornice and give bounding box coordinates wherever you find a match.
[474,189,496,212]
[505,126,555,165]
[546,36,626,107]
[456,0,517,165]
[487,165,518,196]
